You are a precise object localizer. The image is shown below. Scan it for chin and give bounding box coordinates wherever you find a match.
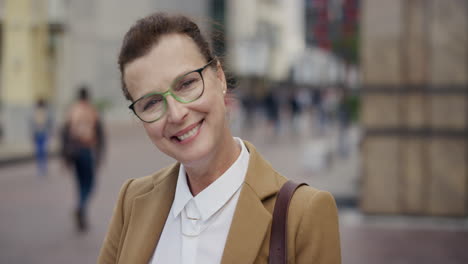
[175,144,214,167]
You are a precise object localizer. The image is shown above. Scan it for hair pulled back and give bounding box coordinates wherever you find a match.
[118,12,218,101]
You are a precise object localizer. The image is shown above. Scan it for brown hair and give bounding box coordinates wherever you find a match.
[118,12,220,101]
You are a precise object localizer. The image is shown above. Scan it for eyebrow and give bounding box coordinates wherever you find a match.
[134,66,202,101]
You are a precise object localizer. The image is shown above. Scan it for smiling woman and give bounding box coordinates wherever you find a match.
[98,12,341,264]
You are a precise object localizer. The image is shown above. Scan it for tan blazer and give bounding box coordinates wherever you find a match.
[98,141,341,264]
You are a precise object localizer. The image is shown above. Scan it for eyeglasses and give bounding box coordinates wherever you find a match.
[129,60,214,123]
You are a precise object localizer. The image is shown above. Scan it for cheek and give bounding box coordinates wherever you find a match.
[194,90,225,113]
[143,122,165,142]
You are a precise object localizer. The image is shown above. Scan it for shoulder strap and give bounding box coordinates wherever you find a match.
[269,180,308,264]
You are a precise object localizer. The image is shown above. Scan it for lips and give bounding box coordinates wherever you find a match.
[177,123,201,141]
[172,120,204,142]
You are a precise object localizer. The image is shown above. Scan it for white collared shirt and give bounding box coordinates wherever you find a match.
[150,138,250,264]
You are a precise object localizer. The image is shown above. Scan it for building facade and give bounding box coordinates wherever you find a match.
[0,0,209,147]
[360,0,468,216]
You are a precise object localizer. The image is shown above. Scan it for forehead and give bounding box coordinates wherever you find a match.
[124,33,207,99]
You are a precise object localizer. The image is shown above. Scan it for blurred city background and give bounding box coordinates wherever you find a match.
[0,0,467,263]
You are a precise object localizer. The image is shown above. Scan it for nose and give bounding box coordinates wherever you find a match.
[165,95,188,123]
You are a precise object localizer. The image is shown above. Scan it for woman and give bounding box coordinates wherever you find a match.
[98,12,341,264]
[63,86,105,232]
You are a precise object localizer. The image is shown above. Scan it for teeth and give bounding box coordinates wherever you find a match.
[177,124,200,141]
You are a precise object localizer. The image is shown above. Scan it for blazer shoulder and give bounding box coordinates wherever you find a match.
[286,186,341,263]
[285,184,338,232]
[289,185,337,216]
[292,184,327,202]
[125,162,179,199]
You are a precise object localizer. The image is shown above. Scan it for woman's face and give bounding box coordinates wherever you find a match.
[124,33,229,167]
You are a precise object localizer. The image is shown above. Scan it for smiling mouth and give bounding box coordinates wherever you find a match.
[172,120,203,142]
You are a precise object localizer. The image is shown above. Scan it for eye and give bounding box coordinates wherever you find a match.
[141,96,163,111]
[175,78,197,91]
[174,71,202,92]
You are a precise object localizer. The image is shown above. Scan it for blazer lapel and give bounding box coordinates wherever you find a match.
[221,185,272,264]
[221,141,286,264]
[118,165,179,264]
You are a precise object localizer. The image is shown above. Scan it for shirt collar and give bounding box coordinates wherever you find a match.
[172,137,250,221]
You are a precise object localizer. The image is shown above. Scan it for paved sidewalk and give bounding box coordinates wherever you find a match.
[0,139,59,167]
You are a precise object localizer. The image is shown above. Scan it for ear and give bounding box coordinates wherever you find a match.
[216,60,227,93]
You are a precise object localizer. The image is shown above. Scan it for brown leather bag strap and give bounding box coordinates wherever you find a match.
[269,180,308,264]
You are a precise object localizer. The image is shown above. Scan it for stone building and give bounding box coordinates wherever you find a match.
[360,0,468,216]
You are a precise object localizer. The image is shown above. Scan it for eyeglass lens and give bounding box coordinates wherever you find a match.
[134,71,204,122]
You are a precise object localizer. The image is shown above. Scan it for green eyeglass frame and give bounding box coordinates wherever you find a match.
[129,59,214,123]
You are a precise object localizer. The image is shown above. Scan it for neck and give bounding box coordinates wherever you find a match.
[184,134,240,196]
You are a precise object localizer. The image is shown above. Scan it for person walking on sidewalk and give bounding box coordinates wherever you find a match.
[30,98,53,177]
[99,12,340,264]
[62,86,105,232]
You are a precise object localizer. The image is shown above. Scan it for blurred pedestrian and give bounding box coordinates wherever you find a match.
[337,86,352,157]
[264,88,280,136]
[323,87,339,125]
[241,93,255,129]
[30,98,53,177]
[288,88,302,135]
[62,86,105,232]
[311,88,326,135]
[98,12,340,264]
